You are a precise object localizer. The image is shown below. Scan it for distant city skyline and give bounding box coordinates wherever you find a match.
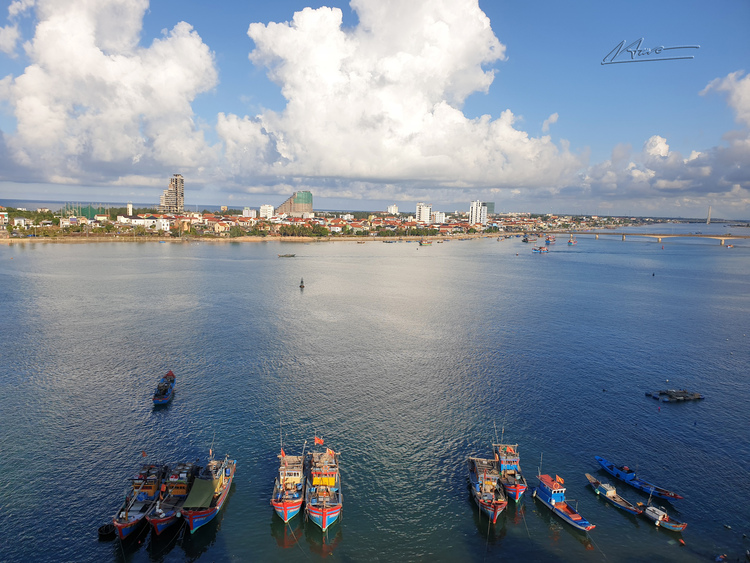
[0,1,748,218]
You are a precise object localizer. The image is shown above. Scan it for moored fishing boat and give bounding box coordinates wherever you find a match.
[494,443,528,502]
[467,455,507,523]
[595,456,682,500]
[418,239,432,246]
[182,454,236,533]
[271,448,305,523]
[640,504,687,531]
[567,237,577,245]
[533,474,595,531]
[532,246,549,253]
[152,371,175,405]
[113,463,167,540]
[146,461,201,535]
[305,441,342,532]
[585,473,642,515]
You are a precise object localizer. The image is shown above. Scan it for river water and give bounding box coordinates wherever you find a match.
[0,223,748,562]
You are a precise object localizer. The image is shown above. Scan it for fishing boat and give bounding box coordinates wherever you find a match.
[182,454,237,533]
[305,445,342,531]
[418,239,432,246]
[595,456,683,500]
[467,456,508,523]
[146,461,201,535]
[532,246,549,253]
[271,449,305,523]
[533,474,595,531]
[585,473,642,515]
[640,503,687,531]
[112,463,167,540]
[567,237,577,245]
[152,371,175,405]
[278,254,296,258]
[545,235,556,244]
[494,443,528,502]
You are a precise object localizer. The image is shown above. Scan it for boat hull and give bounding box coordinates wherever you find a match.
[147,511,178,535]
[152,391,173,405]
[585,474,642,515]
[113,514,145,540]
[272,498,304,523]
[533,489,595,532]
[471,494,506,524]
[595,457,682,499]
[183,462,235,534]
[306,503,342,532]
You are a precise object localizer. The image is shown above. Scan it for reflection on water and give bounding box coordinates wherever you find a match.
[305,521,343,557]
[269,515,303,549]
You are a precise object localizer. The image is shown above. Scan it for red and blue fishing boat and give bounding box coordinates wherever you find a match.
[152,371,175,405]
[271,448,305,523]
[112,463,167,540]
[146,461,201,535]
[494,443,528,502]
[467,455,508,523]
[305,441,342,532]
[585,473,642,515]
[595,456,683,500]
[533,474,595,532]
[182,454,236,533]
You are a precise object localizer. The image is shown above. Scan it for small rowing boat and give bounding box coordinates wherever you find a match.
[585,473,642,515]
[152,371,175,405]
[640,503,687,531]
[467,455,508,523]
[595,456,682,500]
[533,474,595,531]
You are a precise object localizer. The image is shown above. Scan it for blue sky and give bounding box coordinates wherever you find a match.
[0,0,748,217]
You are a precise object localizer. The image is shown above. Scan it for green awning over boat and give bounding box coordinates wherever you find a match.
[183,477,218,509]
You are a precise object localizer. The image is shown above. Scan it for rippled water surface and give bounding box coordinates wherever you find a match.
[1,225,748,562]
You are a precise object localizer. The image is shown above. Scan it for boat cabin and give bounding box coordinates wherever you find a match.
[538,474,566,503]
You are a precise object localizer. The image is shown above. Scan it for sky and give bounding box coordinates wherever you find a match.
[0,0,749,217]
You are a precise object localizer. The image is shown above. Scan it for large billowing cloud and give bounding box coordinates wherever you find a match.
[0,0,218,184]
[219,0,585,197]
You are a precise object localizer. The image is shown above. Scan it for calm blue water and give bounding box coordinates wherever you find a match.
[1,224,748,562]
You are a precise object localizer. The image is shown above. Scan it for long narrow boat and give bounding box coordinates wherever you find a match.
[112,463,167,540]
[152,371,175,405]
[467,456,508,523]
[146,461,201,535]
[182,455,236,533]
[533,474,595,531]
[585,473,642,515]
[493,443,528,502]
[595,456,683,500]
[640,504,687,531]
[271,450,305,523]
[305,447,342,532]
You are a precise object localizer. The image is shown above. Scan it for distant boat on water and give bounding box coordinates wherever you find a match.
[585,473,642,515]
[278,254,296,258]
[299,278,305,289]
[640,502,687,531]
[419,239,432,246]
[153,371,175,405]
[595,456,682,500]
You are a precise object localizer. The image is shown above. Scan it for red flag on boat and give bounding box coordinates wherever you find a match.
[556,475,564,485]
[314,436,324,445]
[280,448,286,457]
[326,447,335,457]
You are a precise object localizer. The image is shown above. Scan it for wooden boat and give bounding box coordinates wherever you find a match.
[585,473,642,515]
[112,463,167,540]
[418,239,432,246]
[567,237,577,245]
[146,461,201,535]
[278,254,296,258]
[494,443,528,502]
[182,455,236,533]
[305,446,342,531]
[271,449,305,523]
[467,456,507,523]
[640,504,687,531]
[532,246,549,253]
[595,456,682,500]
[152,371,175,405]
[533,474,595,531]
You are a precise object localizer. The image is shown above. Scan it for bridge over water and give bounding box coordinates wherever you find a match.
[559,231,750,245]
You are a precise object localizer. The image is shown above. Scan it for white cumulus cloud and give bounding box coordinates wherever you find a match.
[218,0,583,198]
[0,0,218,183]
[541,112,558,133]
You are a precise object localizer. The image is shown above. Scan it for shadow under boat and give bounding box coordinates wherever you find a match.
[304,518,343,557]
[270,513,303,549]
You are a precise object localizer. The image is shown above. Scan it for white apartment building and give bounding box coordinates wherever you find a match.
[243,207,257,218]
[259,204,274,219]
[387,204,399,215]
[432,211,446,224]
[416,202,432,224]
[469,201,488,226]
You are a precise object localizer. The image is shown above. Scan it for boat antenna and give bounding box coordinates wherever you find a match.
[209,431,216,460]
[493,421,499,445]
[538,453,543,477]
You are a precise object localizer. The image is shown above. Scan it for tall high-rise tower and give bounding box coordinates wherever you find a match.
[158,174,185,214]
[416,202,432,224]
[469,201,487,226]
